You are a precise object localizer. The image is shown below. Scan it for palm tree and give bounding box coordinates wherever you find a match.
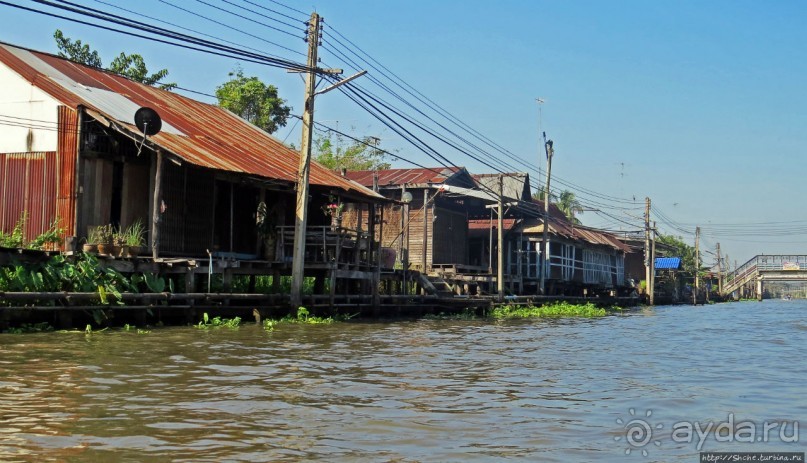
[531,186,557,203]
[557,190,584,224]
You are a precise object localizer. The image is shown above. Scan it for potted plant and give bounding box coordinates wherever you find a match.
[113,228,127,258]
[95,224,114,256]
[256,201,277,261]
[123,219,146,257]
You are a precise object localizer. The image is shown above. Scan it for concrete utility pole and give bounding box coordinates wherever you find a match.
[540,134,554,295]
[651,222,656,305]
[422,189,429,273]
[497,174,504,302]
[290,13,358,308]
[644,197,652,305]
[716,242,723,295]
[290,13,322,308]
[694,226,700,305]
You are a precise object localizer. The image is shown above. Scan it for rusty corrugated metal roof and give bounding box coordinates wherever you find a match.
[518,217,631,252]
[0,43,381,200]
[472,173,531,201]
[345,166,464,187]
[468,218,517,231]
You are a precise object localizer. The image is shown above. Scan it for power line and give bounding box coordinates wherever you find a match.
[91,0,298,60]
[231,0,309,24]
[8,0,311,71]
[189,0,303,38]
[322,26,641,206]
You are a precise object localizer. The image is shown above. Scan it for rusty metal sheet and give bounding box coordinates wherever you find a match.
[0,152,57,242]
[346,167,463,187]
[56,105,77,237]
[0,43,382,201]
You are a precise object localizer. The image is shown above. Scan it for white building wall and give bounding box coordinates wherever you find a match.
[0,61,61,153]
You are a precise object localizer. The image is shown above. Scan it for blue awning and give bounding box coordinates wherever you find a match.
[655,257,682,269]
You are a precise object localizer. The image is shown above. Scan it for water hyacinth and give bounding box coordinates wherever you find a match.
[490,302,608,319]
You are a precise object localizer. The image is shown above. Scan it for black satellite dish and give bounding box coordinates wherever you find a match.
[134,107,162,136]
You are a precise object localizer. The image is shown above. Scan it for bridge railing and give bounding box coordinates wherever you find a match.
[722,255,807,295]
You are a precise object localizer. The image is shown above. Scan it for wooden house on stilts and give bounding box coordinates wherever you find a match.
[0,42,386,304]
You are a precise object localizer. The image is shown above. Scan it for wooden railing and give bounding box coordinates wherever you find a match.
[275,225,375,268]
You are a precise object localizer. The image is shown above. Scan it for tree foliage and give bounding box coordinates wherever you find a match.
[313,133,390,171]
[531,188,583,224]
[108,52,175,90]
[53,30,176,90]
[215,67,290,134]
[657,233,699,275]
[532,186,556,203]
[557,190,584,224]
[54,30,101,68]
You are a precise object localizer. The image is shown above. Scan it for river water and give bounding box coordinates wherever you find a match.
[1,300,805,462]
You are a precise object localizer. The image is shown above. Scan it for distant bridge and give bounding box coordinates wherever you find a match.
[721,255,807,299]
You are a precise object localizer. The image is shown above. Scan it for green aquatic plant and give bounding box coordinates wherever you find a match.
[423,309,480,320]
[195,312,241,329]
[4,322,54,334]
[280,306,335,324]
[490,302,608,319]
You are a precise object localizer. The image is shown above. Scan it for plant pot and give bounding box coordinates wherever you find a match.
[97,243,112,256]
[125,245,140,258]
[118,245,130,258]
[82,243,98,254]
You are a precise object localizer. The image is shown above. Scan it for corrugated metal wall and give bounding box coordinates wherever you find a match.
[0,106,77,247]
[56,106,77,237]
[0,151,58,242]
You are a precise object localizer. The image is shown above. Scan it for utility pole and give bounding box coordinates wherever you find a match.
[644,197,653,305]
[716,242,723,296]
[290,13,358,308]
[497,174,504,302]
[540,133,554,295]
[651,221,656,305]
[694,226,700,305]
[290,13,322,308]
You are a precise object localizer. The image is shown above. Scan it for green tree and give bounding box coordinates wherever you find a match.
[109,52,176,90]
[557,190,584,224]
[54,30,101,68]
[531,186,556,203]
[215,67,290,134]
[313,133,390,171]
[657,233,699,276]
[531,188,583,224]
[53,30,176,90]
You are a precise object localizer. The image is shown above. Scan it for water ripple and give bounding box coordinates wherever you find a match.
[1,301,805,461]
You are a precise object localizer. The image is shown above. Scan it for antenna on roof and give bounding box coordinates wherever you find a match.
[134,107,162,156]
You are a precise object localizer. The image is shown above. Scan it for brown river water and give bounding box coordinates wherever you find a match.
[1,301,805,462]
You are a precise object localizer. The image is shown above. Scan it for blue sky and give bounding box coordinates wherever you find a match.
[2,0,807,265]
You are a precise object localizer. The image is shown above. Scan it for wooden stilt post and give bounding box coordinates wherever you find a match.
[151,149,163,260]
